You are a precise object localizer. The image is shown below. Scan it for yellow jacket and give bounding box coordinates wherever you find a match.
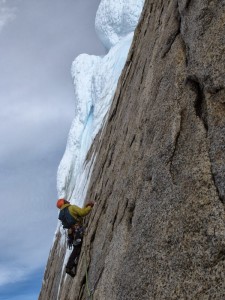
[60,203,92,223]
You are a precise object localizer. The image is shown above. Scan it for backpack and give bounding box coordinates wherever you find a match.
[58,206,77,229]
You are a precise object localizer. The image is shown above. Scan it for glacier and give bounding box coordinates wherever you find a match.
[57,0,144,209]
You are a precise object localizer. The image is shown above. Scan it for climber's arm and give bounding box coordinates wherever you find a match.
[70,204,92,217]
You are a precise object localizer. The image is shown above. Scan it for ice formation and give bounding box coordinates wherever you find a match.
[57,0,144,206]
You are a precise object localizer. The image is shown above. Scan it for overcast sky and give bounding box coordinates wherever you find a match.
[0,0,105,299]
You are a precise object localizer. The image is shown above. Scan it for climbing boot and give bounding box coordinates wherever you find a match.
[65,266,76,278]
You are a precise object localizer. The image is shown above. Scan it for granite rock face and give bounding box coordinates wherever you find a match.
[39,0,225,299]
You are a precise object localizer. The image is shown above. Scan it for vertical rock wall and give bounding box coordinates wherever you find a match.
[39,0,225,299]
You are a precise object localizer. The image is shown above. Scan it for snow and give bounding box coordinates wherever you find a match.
[95,0,145,49]
[57,0,144,206]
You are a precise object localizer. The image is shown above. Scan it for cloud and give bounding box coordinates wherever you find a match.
[0,266,27,286]
[0,98,72,165]
[0,1,16,32]
[0,267,43,300]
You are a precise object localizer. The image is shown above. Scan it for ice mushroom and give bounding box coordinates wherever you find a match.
[57,0,144,205]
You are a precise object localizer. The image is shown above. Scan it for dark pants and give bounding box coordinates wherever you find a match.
[66,243,82,269]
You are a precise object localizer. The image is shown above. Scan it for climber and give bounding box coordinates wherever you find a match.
[56,198,95,277]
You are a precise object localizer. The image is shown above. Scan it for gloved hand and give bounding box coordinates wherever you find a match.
[85,201,95,208]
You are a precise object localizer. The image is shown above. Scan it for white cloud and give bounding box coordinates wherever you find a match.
[0,198,57,287]
[0,266,27,286]
[0,1,16,32]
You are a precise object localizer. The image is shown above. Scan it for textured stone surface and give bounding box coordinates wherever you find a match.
[39,0,225,299]
[38,231,66,300]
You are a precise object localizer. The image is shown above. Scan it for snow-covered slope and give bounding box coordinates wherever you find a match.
[57,0,144,206]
